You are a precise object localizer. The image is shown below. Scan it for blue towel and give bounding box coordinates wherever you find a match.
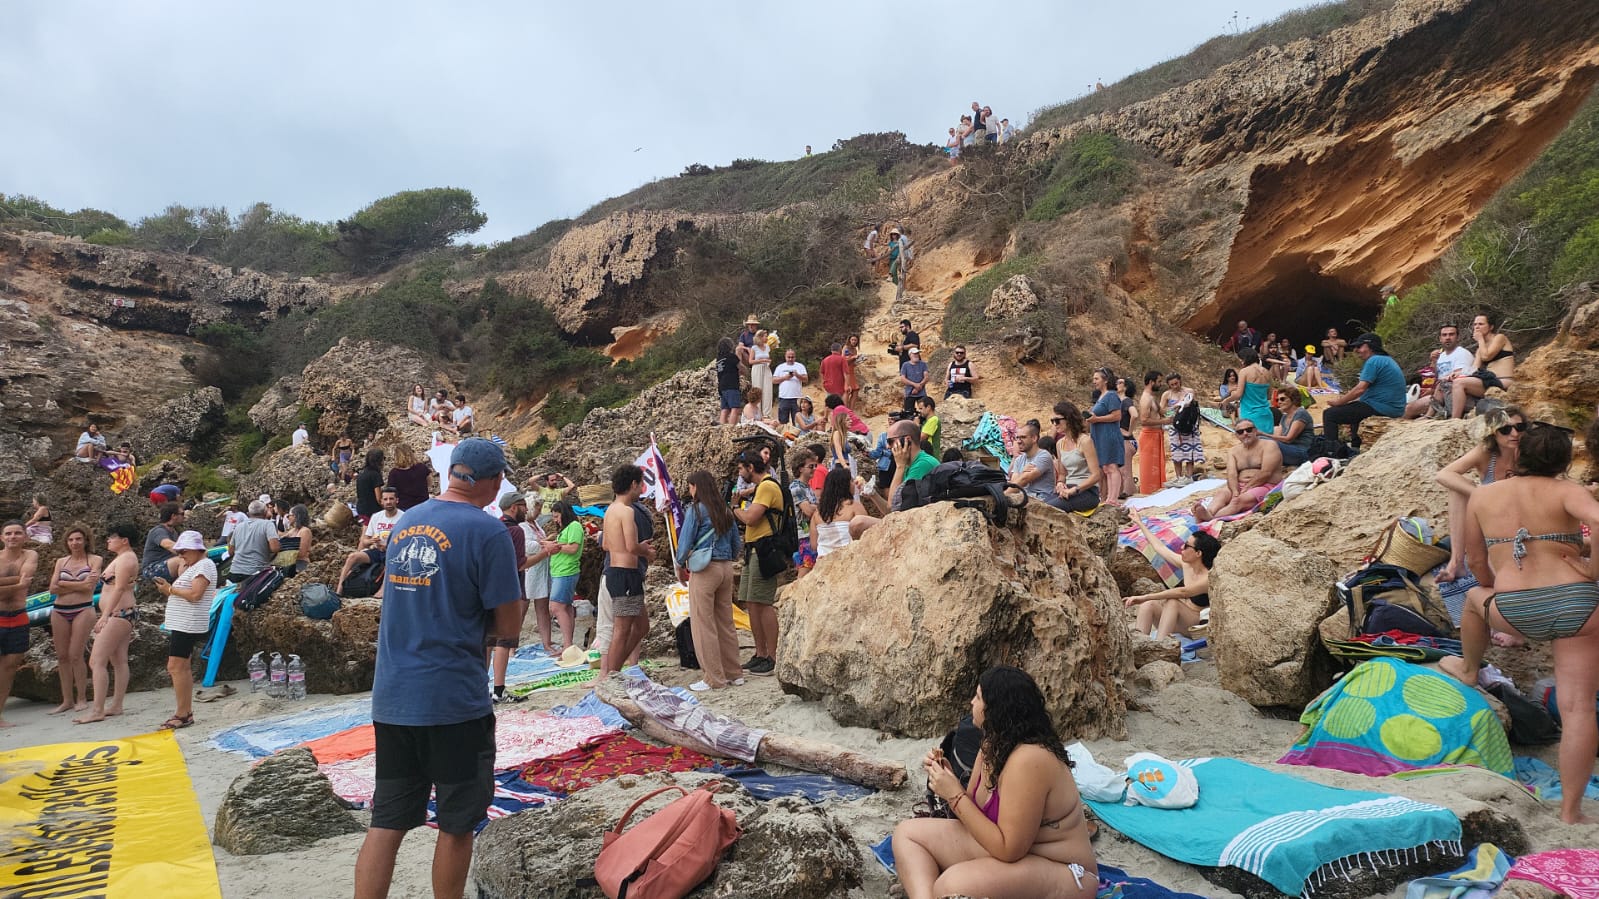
[208,698,373,758]
[1435,571,1476,627]
[1404,843,1513,899]
[1086,758,1461,896]
[870,835,896,876]
[1096,864,1209,899]
[1513,756,1599,801]
[723,767,874,803]
[550,690,634,730]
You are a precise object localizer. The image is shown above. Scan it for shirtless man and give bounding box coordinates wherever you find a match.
[0,520,41,728]
[597,464,654,681]
[1194,419,1284,522]
[74,522,140,724]
[1322,328,1347,364]
[1136,371,1168,494]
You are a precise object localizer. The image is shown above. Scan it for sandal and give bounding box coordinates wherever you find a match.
[160,714,194,730]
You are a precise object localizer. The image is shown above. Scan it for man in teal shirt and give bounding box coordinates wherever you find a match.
[1322,332,1406,450]
[887,419,941,511]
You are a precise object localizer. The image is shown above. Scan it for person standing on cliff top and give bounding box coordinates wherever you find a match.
[354,438,521,899]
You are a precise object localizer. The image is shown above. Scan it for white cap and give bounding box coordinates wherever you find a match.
[258,494,272,505]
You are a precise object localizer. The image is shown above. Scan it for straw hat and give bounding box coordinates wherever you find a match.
[559,645,588,667]
[745,314,760,326]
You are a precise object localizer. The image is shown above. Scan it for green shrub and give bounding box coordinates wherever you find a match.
[943,255,1042,344]
[0,194,130,239]
[1026,134,1140,222]
[185,464,237,497]
[334,187,487,274]
[513,436,551,466]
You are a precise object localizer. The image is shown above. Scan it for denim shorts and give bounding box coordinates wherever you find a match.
[720,388,743,411]
[550,573,579,606]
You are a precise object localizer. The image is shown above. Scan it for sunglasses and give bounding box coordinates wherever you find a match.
[1496,422,1528,435]
[1236,426,1257,435]
[1049,416,1065,423]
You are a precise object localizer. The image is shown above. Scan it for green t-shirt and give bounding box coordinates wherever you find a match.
[549,520,585,578]
[903,451,940,483]
[921,415,942,458]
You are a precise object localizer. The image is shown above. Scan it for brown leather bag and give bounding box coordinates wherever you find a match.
[593,785,740,899]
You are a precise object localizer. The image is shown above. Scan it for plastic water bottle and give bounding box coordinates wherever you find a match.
[286,655,305,700]
[247,652,267,694]
[268,652,286,698]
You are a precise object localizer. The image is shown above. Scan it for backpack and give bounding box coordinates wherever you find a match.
[753,475,799,578]
[299,583,342,620]
[233,566,284,612]
[592,785,740,899]
[1304,435,1355,460]
[896,461,1025,526]
[341,559,382,599]
[1335,562,1455,639]
[674,619,700,670]
[926,715,984,816]
[1173,399,1200,435]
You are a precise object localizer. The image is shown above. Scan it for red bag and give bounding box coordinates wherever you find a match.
[594,785,740,899]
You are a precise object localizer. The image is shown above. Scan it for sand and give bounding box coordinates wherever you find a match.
[3,647,1592,899]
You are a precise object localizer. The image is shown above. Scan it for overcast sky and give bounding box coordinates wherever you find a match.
[4,1,1315,243]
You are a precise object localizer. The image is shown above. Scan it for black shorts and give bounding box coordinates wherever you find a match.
[0,621,29,655]
[370,714,496,835]
[168,630,209,659]
[604,566,644,600]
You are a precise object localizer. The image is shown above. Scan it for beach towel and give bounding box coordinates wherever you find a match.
[208,698,373,758]
[1085,757,1462,896]
[1404,843,1513,899]
[427,771,563,833]
[1198,406,1236,433]
[1125,478,1228,511]
[721,768,874,803]
[1513,755,1599,801]
[962,412,1017,468]
[520,732,722,794]
[1118,511,1198,588]
[1096,863,1210,899]
[871,835,897,876]
[626,672,766,762]
[1280,658,1513,778]
[1506,849,1599,899]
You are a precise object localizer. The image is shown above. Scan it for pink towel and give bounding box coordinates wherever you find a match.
[1506,849,1599,899]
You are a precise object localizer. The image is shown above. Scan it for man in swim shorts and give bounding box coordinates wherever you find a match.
[1193,418,1284,522]
[596,464,655,682]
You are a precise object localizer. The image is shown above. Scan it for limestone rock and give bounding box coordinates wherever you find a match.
[1211,530,1342,708]
[472,772,861,899]
[213,748,362,855]
[120,386,226,460]
[229,589,375,694]
[237,445,339,510]
[984,275,1042,320]
[1135,660,1185,691]
[10,607,177,703]
[777,503,1133,739]
[330,597,382,646]
[662,423,773,486]
[1131,633,1182,668]
[540,365,721,485]
[247,376,305,436]
[297,338,451,444]
[1252,419,1474,569]
[1510,285,1599,437]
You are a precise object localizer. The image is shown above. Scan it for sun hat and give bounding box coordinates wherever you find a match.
[173,530,206,552]
[497,491,527,511]
[745,314,760,326]
[449,437,507,483]
[559,644,588,667]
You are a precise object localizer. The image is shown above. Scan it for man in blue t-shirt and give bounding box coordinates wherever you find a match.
[1322,332,1406,450]
[354,438,522,899]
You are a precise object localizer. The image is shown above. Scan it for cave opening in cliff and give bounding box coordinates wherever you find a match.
[1214,266,1382,349]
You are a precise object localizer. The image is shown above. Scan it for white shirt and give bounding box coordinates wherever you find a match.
[291,426,309,447]
[453,405,474,426]
[774,362,807,399]
[364,508,403,547]
[1436,346,1475,380]
[77,431,105,451]
[220,509,248,539]
[863,229,878,251]
[164,558,217,634]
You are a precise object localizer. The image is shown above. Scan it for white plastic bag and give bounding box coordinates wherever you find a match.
[1064,742,1127,803]
[1123,752,1199,809]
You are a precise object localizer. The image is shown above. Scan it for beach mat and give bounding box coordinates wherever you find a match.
[721,767,875,803]
[1086,757,1461,896]
[519,732,722,795]
[1125,478,1227,511]
[427,771,562,833]
[0,731,223,897]
[1514,755,1599,802]
[208,697,373,758]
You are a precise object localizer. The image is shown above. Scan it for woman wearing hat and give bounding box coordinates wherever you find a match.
[154,530,216,729]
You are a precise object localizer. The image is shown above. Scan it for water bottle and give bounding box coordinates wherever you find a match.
[287,655,305,700]
[247,652,267,694]
[268,652,286,698]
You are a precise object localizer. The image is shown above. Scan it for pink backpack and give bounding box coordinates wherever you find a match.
[593,785,740,899]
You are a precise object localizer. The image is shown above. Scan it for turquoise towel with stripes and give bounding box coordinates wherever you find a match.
[1086,757,1461,896]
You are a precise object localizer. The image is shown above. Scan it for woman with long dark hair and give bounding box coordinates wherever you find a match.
[673,470,744,691]
[1048,400,1103,512]
[894,666,1097,898]
[278,504,314,575]
[1087,368,1124,506]
[813,466,877,555]
[354,447,385,523]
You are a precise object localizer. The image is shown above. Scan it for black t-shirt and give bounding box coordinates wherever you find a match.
[1120,397,1135,433]
[715,351,740,391]
[355,468,384,517]
[947,360,975,396]
[972,108,986,130]
[899,331,921,364]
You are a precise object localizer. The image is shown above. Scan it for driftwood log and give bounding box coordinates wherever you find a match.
[594,677,907,791]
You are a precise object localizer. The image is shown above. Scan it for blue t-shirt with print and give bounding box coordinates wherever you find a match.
[374,498,521,726]
[1358,354,1407,417]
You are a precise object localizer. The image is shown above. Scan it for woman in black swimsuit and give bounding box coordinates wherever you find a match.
[48,524,102,715]
[1449,312,1515,419]
[1123,520,1221,639]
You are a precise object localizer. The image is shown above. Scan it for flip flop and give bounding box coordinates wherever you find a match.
[160,714,195,730]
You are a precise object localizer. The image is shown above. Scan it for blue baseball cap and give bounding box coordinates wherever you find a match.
[449,437,507,483]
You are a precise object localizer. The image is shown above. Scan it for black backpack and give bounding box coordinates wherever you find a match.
[1335,562,1454,639]
[763,476,800,560]
[926,715,984,816]
[674,619,700,670]
[233,566,285,612]
[1305,435,1356,460]
[897,461,1025,526]
[341,559,383,599]
[1173,399,1201,435]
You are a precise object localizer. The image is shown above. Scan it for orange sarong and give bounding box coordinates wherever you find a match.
[1138,426,1166,494]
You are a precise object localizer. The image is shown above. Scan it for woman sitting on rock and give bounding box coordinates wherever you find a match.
[1440,423,1599,824]
[24,495,51,544]
[1436,405,1524,583]
[1264,388,1315,466]
[812,466,877,556]
[329,433,356,484]
[277,504,314,575]
[405,383,429,427]
[1048,401,1103,512]
[1123,518,1221,639]
[794,396,821,434]
[1217,368,1240,419]
[1450,311,1515,419]
[893,665,1097,899]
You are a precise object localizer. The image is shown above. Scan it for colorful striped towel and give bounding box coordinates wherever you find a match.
[1404,842,1513,899]
[1085,757,1462,896]
[1119,511,1198,588]
[1199,406,1235,432]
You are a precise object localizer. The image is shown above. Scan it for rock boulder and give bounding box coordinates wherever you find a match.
[984,274,1042,320]
[297,338,451,444]
[229,586,376,694]
[540,365,720,484]
[237,445,338,510]
[1510,286,1599,432]
[212,747,363,855]
[777,502,1133,739]
[121,386,226,461]
[472,772,861,899]
[247,375,305,436]
[1210,530,1342,708]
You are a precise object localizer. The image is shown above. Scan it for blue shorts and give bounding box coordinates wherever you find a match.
[720,388,743,411]
[550,573,579,606]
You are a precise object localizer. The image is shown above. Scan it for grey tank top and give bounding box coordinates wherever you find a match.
[1058,444,1091,485]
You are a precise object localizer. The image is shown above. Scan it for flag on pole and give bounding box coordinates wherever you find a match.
[633,436,682,531]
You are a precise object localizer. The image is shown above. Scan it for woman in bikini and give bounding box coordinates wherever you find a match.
[1435,405,1524,582]
[1123,519,1221,639]
[278,504,314,575]
[1440,423,1599,824]
[894,665,1097,899]
[24,495,51,544]
[75,522,140,724]
[1449,311,1515,418]
[48,524,102,714]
